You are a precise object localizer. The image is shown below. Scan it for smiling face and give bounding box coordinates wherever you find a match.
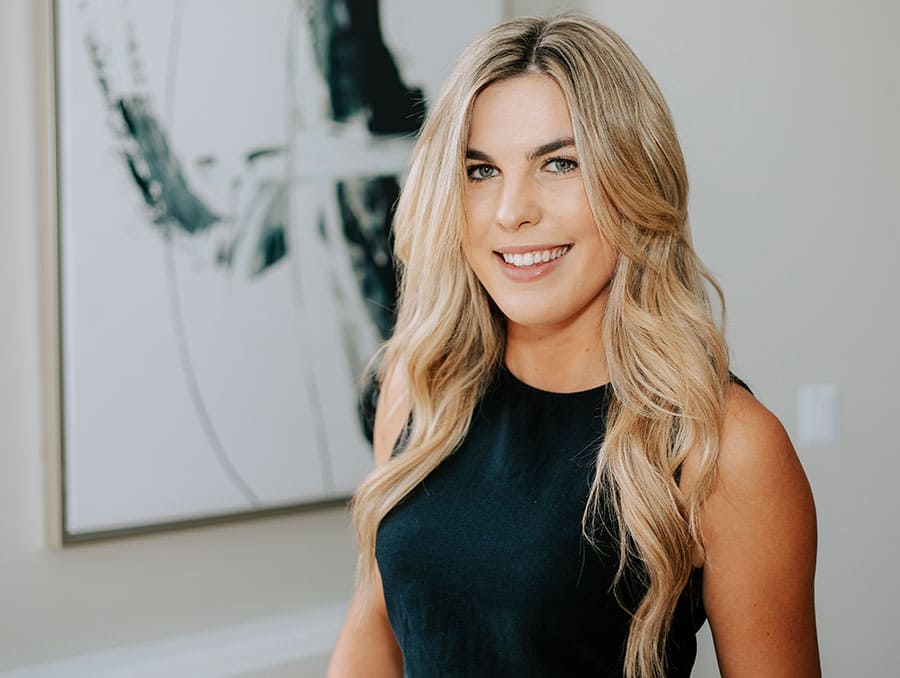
[462,72,617,338]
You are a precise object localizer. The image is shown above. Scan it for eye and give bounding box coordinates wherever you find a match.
[466,164,499,181]
[545,157,578,174]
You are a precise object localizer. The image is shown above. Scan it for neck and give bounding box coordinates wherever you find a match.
[503,305,609,394]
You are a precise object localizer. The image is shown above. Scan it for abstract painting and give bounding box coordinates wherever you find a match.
[50,0,503,540]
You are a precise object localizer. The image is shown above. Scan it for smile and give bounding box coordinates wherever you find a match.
[499,246,571,268]
[493,244,572,282]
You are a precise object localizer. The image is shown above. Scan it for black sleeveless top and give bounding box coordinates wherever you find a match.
[376,367,718,677]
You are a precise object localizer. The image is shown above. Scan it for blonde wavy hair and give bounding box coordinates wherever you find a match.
[351,14,730,678]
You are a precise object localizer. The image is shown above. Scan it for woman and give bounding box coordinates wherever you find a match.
[329,14,819,678]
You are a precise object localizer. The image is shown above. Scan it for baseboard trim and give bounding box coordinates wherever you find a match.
[0,604,346,677]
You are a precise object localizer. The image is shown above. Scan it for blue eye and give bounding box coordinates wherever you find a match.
[466,164,498,181]
[546,157,578,174]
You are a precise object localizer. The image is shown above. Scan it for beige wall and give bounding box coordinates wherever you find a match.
[581,1,900,675]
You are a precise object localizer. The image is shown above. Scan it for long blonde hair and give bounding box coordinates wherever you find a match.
[351,15,730,678]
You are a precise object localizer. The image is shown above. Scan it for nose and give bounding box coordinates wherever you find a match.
[495,174,541,231]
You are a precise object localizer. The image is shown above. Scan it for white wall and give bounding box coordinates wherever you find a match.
[580,1,900,675]
[507,0,587,16]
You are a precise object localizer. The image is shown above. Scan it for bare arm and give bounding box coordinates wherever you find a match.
[700,384,821,677]
[327,566,403,678]
[327,365,410,677]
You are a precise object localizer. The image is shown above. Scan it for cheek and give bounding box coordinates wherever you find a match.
[554,188,594,227]
[461,210,491,258]
[460,225,485,279]
[464,187,496,228]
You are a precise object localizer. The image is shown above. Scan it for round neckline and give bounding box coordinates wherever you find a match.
[500,363,611,397]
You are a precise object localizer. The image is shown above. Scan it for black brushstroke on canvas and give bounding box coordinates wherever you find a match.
[85,34,220,236]
[307,0,426,135]
[118,97,221,234]
[215,165,289,278]
[335,176,400,341]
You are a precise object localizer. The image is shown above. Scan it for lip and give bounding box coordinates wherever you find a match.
[493,243,572,255]
[493,244,572,282]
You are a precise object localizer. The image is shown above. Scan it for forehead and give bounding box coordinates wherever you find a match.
[468,73,574,151]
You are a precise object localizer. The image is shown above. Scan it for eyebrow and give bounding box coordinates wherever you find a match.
[465,137,576,163]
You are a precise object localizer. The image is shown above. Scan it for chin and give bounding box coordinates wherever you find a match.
[494,300,566,330]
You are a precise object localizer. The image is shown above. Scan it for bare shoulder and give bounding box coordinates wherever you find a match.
[713,382,811,502]
[372,360,411,467]
[705,381,818,569]
[700,382,821,676]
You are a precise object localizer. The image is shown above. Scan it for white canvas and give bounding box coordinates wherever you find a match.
[54,0,504,537]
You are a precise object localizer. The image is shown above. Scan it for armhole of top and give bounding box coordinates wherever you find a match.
[390,414,413,459]
[728,371,754,396]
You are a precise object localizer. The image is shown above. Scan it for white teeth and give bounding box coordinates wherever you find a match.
[500,246,569,267]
